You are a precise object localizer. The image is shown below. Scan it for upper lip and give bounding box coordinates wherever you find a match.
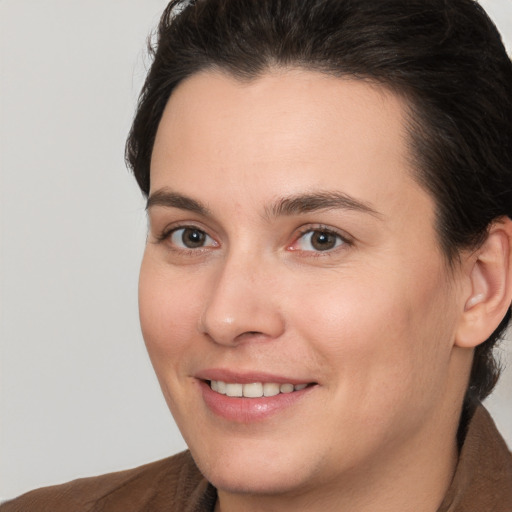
[195,369,315,385]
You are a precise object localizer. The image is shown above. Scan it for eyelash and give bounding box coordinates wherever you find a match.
[154,224,352,256]
[289,225,352,255]
[155,225,218,253]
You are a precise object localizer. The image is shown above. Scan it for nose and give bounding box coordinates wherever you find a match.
[199,253,286,346]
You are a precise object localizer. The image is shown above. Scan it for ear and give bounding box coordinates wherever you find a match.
[455,217,512,348]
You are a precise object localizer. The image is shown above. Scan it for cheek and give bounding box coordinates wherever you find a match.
[297,282,408,377]
[138,255,203,368]
[294,266,457,405]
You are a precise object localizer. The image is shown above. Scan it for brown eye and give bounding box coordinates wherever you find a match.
[310,231,338,251]
[170,227,214,249]
[293,229,344,252]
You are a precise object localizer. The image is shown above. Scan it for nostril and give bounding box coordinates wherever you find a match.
[233,330,268,344]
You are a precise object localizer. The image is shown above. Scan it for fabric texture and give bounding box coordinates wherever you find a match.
[0,451,216,512]
[437,405,512,511]
[1,404,511,511]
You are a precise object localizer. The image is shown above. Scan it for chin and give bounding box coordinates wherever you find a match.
[201,463,309,497]
[188,437,320,496]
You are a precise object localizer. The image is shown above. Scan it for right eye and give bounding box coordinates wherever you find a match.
[168,227,217,249]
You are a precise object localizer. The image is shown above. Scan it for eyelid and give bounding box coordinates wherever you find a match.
[287,225,353,253]
[151,220,352,255]
[153,222,219,249]
[172,227,217,249]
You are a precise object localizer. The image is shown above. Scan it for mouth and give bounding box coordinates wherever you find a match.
[207,380,313,398]
[198,375,317,422]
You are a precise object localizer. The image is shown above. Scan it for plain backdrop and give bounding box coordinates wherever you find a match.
[1,0,511,501]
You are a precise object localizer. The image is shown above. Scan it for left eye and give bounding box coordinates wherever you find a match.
[169,227,216,249]
[293,229,345,252]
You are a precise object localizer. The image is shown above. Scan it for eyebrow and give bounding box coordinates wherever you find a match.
[265,191,382,219]
[146,189,210,216]
[146,188,381,219]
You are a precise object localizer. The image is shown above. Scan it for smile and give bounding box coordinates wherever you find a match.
[209,380,309,398]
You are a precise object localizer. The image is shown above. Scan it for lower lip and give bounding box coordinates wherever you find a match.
[199,381,314,423]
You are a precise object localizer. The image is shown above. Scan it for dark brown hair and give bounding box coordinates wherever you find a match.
[126,0,512,402]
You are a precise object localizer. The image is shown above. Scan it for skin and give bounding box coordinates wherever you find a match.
[139,69,477,511]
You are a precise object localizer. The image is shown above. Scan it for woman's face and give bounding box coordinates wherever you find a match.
[140,70,466,498]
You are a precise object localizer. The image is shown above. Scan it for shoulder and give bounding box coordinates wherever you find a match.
[438,404,512,512]
[0,451,211,512]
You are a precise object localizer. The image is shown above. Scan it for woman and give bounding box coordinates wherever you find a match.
[2,0,512,510]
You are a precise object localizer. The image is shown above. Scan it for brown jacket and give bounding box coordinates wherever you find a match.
[2,405,511,511]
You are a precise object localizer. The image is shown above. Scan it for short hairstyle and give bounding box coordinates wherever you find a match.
[126,0,512,402]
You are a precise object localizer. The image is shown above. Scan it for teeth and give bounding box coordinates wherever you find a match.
[225,383,243,397]
[243,382,263,398]
[209,380,310,398]
[263,382,280,397]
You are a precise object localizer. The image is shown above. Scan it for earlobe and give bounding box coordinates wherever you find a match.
[455,217,512,349]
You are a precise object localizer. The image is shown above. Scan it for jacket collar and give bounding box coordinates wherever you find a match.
[437,404,512,511]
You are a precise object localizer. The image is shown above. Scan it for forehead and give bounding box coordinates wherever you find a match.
[152,69,409,172]
[150,69,432,226]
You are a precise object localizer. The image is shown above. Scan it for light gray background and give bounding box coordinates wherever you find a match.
[1,0,511,501]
